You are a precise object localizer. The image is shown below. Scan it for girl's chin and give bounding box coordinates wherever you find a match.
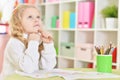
[32,29,39,32]
[34,31,39,33]
[27,31,39,34]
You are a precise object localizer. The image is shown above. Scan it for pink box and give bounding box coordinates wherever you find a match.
[78,1,95,28]
[56,19,60,28]
[76,43,94,60]
[78,2,84,28]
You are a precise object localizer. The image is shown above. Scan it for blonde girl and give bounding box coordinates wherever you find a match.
[1,4,56,78]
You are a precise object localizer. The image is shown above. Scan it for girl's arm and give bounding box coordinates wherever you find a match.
[39,42,57,70]
[6,38,40,73]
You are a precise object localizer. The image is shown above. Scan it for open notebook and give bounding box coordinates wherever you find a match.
[15,69,120,80]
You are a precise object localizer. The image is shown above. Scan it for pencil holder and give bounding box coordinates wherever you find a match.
[97,55,112,73]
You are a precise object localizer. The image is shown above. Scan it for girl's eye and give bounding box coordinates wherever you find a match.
[37,16,40,19]
[28,15,32,18]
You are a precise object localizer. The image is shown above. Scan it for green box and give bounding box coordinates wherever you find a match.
[61,42,74,58]
[51,16,59,28]
[97,55,112,73]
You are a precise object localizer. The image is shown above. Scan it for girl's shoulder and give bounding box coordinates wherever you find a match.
[7,37,25,47]
[9,37,21,43]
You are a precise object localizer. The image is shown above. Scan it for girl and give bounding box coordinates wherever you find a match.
[1,4,56,77]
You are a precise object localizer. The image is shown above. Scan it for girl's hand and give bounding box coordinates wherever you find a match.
[40,31,53,43]
[28,33,41,42]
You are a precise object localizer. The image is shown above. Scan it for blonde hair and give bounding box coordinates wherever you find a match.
[9,4,43,53]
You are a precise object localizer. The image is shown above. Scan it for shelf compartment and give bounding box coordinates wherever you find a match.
[76,31,94,43]
[74,60,94,68]
[94,31,117,46]
[76,43,94,61]
[58,57,74,68]
[60,42,75,58]
[60,2,76,29]
[77,1,95,29]
[95,0,118,29]
[45,4,59,29]
[39,6,45,24]
[60,31,75,42]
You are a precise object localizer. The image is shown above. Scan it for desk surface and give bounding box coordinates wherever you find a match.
[4,68,120,80]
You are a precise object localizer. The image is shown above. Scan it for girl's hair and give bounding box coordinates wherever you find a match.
[9,4,44,53]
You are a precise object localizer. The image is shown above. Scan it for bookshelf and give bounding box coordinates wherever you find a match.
[38,0,119,69]
[0,0,119,70]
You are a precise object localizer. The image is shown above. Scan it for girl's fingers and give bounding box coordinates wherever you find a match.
[28,33,41,41]
[42,38,50,43]
[41,36,53,43]
[41,32,53,39]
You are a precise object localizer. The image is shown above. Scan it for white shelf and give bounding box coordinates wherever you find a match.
[75,59,94,63]
[38,0,119,69]
[60,0,77,3]
[95,29,118,31]
[77,29,95,31]
[58,56,75,60]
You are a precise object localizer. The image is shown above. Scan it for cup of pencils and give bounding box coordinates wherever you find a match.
[95,43,113,73]
[97,55,112,73]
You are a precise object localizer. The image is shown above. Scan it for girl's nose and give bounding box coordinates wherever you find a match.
[34,18,39,22]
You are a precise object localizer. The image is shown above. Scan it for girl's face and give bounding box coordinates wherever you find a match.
[21,7,42,34]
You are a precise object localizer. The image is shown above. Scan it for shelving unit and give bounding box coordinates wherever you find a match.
[38,0,119,69]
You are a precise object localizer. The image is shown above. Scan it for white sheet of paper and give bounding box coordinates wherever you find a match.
[15,69,120,80]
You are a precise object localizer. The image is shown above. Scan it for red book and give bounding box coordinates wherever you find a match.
[112,47,117,69]
[87,63,93,68]
[112,47,117,63]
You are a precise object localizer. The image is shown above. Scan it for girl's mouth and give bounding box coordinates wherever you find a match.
[34,25,39,27]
